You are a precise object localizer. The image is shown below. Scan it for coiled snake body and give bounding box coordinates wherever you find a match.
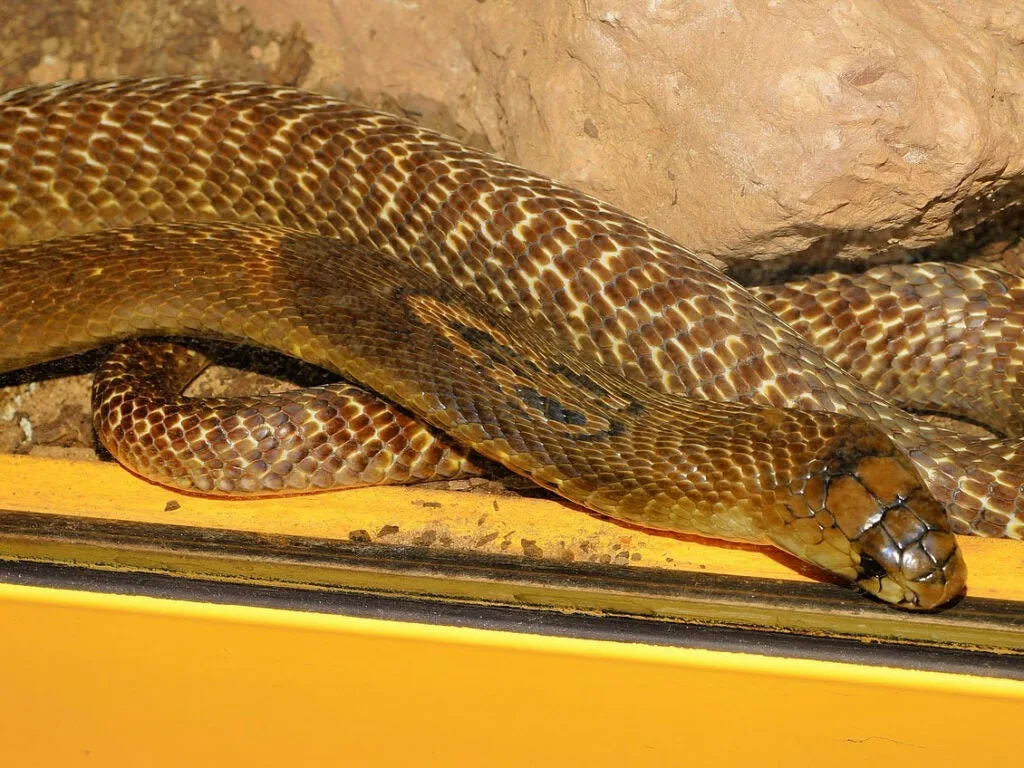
[1,77,1022,608]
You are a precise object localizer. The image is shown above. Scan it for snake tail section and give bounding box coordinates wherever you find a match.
[754,262,1024,439]
[92,341,485,493]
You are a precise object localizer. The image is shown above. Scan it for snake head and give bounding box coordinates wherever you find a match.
[766,422,966,610]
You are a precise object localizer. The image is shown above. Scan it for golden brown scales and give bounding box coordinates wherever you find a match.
[0,77,1021,608]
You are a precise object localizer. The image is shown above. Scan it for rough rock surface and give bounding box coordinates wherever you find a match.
[3,0,1021,274]
[239,0,1024,275]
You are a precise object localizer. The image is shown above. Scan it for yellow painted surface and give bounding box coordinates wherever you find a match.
[0,582,1021,767]
[1,454,1023,763]
[1,453,1023,600]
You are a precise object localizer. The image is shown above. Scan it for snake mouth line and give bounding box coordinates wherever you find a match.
[770,426,966,609]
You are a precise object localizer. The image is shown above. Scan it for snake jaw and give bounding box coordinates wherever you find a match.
[768,423,967,609]
[844,484,967,609]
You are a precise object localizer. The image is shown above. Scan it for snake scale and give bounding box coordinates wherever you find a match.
[1,77,1022,609]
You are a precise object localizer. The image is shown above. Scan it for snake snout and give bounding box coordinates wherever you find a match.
[768,422,967,609]
[845,460,967,610]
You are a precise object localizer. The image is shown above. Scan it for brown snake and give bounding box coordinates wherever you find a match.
[0,77,1021,609]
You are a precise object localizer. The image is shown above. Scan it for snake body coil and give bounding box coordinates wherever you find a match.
[0,77,1021,608]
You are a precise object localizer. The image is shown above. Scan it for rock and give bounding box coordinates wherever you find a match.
[2,0,1021,275]
[238,0,1024,275]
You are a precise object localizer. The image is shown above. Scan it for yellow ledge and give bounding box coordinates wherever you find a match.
[0,453,1021,600]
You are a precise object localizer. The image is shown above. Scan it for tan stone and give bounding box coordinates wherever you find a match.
[1,0,1021,272]
[241,0,1024,274]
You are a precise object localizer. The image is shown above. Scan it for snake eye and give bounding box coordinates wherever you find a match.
[856,552,887,580]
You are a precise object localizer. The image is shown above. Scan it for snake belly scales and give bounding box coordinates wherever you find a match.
[1,78,1022,609]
